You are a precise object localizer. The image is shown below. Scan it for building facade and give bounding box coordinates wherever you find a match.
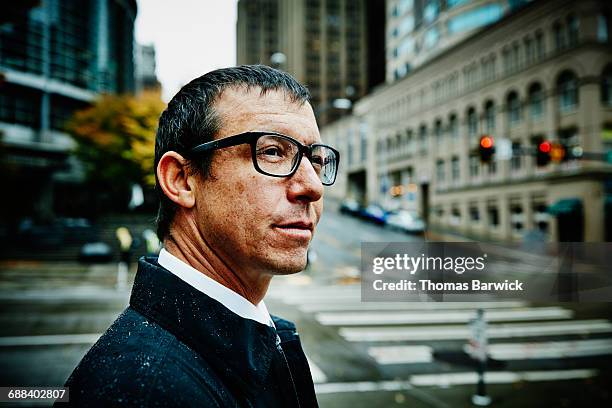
[237,0,385,125]
[386,0,530,83]
[323,0,612,242]
[0,0,137,226]
[135,43,160,93]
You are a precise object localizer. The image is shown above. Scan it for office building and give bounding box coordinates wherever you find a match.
[386,0,527,82]
[237,0,385,125]
[0,0,137,225]
[323,0,612,242]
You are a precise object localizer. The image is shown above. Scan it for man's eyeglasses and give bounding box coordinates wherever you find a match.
[188,131,340,186]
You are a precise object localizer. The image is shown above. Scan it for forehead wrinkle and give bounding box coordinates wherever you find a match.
[214,89,319,144]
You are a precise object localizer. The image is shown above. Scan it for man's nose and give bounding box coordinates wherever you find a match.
[286,154,324,203]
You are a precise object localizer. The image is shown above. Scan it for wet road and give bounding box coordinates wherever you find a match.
[0,205,611,407]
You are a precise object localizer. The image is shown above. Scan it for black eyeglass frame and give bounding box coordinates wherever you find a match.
[187,131,340,186]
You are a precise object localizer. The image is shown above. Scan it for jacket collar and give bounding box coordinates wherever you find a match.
[129,257,278,398]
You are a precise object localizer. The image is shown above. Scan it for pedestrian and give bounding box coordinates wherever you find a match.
[115,226,132,291]
[59,65,339,407]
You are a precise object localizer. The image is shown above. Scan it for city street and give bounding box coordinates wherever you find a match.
[1,204,611,407]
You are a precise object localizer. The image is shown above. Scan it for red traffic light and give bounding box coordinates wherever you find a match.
[538,141,552,153]
[480,136,494,149]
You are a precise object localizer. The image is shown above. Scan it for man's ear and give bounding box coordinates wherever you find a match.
[157,151,196,209]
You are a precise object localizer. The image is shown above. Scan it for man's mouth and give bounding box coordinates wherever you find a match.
[273,221,314,240]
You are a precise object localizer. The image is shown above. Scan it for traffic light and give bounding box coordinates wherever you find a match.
[536,141,551,166]
[550,143,566,163]
[479,135,495,163]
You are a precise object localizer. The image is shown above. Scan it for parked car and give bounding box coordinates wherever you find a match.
[386,210,426,234]
[360,204,389,225]
[339,198,362,216]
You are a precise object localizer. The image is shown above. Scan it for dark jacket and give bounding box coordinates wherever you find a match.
[58,257,318,407]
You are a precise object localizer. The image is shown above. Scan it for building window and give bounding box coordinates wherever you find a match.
[423,27,440,50]
[484,100,495,133]
[419,124,428,153]
[407,129,415,153]
[450,206,461,226]
[488,160,497,174]
[436,159,445,182]
[434,120,443,142]
[510,202,525,234]
[467,107,478,142]
[360,126,368,162]
[451,156,460,181]
[602,65,612,106]
[535,31,545,59]
[447,3,503,35]
[598,13,609,42]
[511,141,521,171]
[557,70,579,112]
[423,0,440,24]
[532,201,549,233]
[524,36,535,64]
[528,82,544,119]
[451,156,461,181]
[553,21,566,50]
[449,114,459,140]
[487,203,499,228]
[469,155,479,177]
[507,91,521,125]
[567,15,579,46]
[469,203,480,223]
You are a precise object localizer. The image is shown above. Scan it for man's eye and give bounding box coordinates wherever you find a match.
[260,146,283,156]
[311,155,324,166]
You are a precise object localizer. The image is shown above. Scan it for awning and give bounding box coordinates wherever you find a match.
[546,198,582,215]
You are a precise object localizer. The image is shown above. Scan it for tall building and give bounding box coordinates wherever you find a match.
[0,0,137,226]
[386,0,528,82]
[135,43,160,93]
[236,0,385,125]
[323,0,612,242]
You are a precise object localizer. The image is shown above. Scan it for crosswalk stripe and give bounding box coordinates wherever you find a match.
[307,357,328,384]
[369,345,433,364]
[316,307,573,326]
[314,369,598,394]
[409,369,598,387]
[469,338,612,360]
[299,301,527,313]
[368,339,612,365]
[0,333,103,347]
[339,319,612,342]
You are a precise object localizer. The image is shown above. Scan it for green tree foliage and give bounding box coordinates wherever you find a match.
[66,91,165,191]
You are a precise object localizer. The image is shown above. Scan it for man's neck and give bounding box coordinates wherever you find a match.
[163,237,271,305]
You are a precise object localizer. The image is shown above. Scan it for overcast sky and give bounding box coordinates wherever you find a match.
[135,0,238,101]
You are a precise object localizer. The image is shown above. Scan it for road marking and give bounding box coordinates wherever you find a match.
[314,369,598,394]
[0,333,103,347]
[467,338,612,360]
[316,307,573,326]
[307,357,327,383]
[409,369,598,387]
[339,319,612,342]
[369,345,433,364]
[368,338,612,365]
[299,301,527,313]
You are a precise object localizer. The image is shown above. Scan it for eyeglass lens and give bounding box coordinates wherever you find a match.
[255,135,337,184]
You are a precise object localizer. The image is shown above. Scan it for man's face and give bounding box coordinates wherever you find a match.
[192,87,324,276]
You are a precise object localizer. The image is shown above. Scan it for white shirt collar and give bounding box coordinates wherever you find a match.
[157,248,275,328]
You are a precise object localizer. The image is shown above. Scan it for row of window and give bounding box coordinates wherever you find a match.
[433,198,550,234]
[380,63,612,136]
